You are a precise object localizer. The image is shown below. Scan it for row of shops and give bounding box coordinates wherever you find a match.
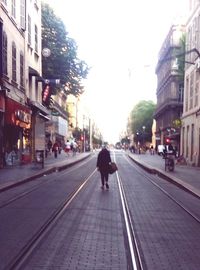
[0,93,68,168]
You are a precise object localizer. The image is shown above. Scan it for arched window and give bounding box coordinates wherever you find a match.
[3,31,8,75]
[12,42,17,82]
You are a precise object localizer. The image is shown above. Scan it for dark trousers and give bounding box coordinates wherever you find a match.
[100,171,109,186]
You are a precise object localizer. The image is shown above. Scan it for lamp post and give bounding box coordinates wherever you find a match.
[83,115,86,152]
[142,126,146,147]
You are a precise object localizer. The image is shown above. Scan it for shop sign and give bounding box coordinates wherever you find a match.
[15,110,31,124]
[5,98,32,127]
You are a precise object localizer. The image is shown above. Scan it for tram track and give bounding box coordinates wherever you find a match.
[3,151,199,269]
[6,169,97,270]
[3,152,144,270]
[109,151,144,270]
[0,157,94,209]
[111,152,200,269]
[124,154,200,225]
[116,170,144,270]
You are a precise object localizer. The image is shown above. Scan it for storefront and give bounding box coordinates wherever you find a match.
[4,98,32,165]
[45,115,68,149]
[28,100,50,161]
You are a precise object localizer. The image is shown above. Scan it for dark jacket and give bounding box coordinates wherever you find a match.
[97,148,111,172]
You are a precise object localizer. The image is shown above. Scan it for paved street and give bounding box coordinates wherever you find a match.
[1,149,200,269]
[0,149,200,198]
[128,151,200,198]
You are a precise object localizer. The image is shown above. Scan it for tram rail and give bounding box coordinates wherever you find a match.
[0,158,93,209]
[5,153,145,270]
[2,152,200,269]
[125,155,200,224]
[116,169,144,270]
[7,170,96,270]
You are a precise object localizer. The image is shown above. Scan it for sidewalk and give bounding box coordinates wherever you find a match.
[128,151,200,198]
[0,151,91,191]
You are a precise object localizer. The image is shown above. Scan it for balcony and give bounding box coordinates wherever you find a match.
[154,98,183,119]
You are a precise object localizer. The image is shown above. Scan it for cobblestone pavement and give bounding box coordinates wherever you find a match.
[128,151,200,198]
[1,149,200,198]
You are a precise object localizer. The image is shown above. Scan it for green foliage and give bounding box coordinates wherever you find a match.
[130,100,156,141]
[177,34,186,81]
[41,3,89,96]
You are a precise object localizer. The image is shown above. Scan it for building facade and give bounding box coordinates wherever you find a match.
[154,24,186,154]
[45,89,68,149]
[181,1,200,166]
[0,0,49,167]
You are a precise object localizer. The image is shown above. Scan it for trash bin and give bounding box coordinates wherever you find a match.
[35,150,44,168]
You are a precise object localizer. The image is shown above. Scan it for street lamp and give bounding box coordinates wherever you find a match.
[142,126,146,146]
[83,115,86,152]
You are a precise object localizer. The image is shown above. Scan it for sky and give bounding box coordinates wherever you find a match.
[44,0,188,143]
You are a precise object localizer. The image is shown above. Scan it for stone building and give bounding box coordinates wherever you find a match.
[0,0,48,166]
[154,24,186,154]
[181,0,200,166]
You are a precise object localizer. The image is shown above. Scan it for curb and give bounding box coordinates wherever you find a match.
[0,154,91,192]
[128,154,200,199]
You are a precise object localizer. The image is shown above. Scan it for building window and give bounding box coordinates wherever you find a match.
[186,125,189,158]
[20,0,26,30]
[20,52,24,87]
[35,25,38,52]
[185,77,189,112]
[28,15,31,45]
[189,72,194,110]
[11,0,16,19]
[194,81,199,107]
[3,31,8,75]
[191,124,194,161]
[12,42,17,82]
[182,127,185,155]
[178,83,184,102]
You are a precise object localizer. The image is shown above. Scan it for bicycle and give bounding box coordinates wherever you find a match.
[164,153,175,172]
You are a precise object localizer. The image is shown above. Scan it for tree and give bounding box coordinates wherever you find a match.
[176,34,186,81]
[130,100,156,142]
[41,3,89,96]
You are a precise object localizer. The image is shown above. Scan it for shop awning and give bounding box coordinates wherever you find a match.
[29,67,40,77]
[30,100,49,115]
[38,112,50,121]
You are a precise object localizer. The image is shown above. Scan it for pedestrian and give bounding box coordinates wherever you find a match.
[150,145,154,155]
[65,140,71,156]
[71,139,77,156]
[52,141,59,158]
[96,145,111,190]
[47,140,52,153]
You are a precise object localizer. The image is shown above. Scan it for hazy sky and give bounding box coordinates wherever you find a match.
[44,0,188,143]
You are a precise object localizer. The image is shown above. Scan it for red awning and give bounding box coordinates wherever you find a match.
[5,98,32,128]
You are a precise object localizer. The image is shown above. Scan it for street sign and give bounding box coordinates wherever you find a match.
[44,79,60,85]
[51,111,59,116]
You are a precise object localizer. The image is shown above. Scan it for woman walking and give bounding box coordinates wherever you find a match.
[96,145,111,189]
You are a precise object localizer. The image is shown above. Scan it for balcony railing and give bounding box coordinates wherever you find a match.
[154,98,183,118]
